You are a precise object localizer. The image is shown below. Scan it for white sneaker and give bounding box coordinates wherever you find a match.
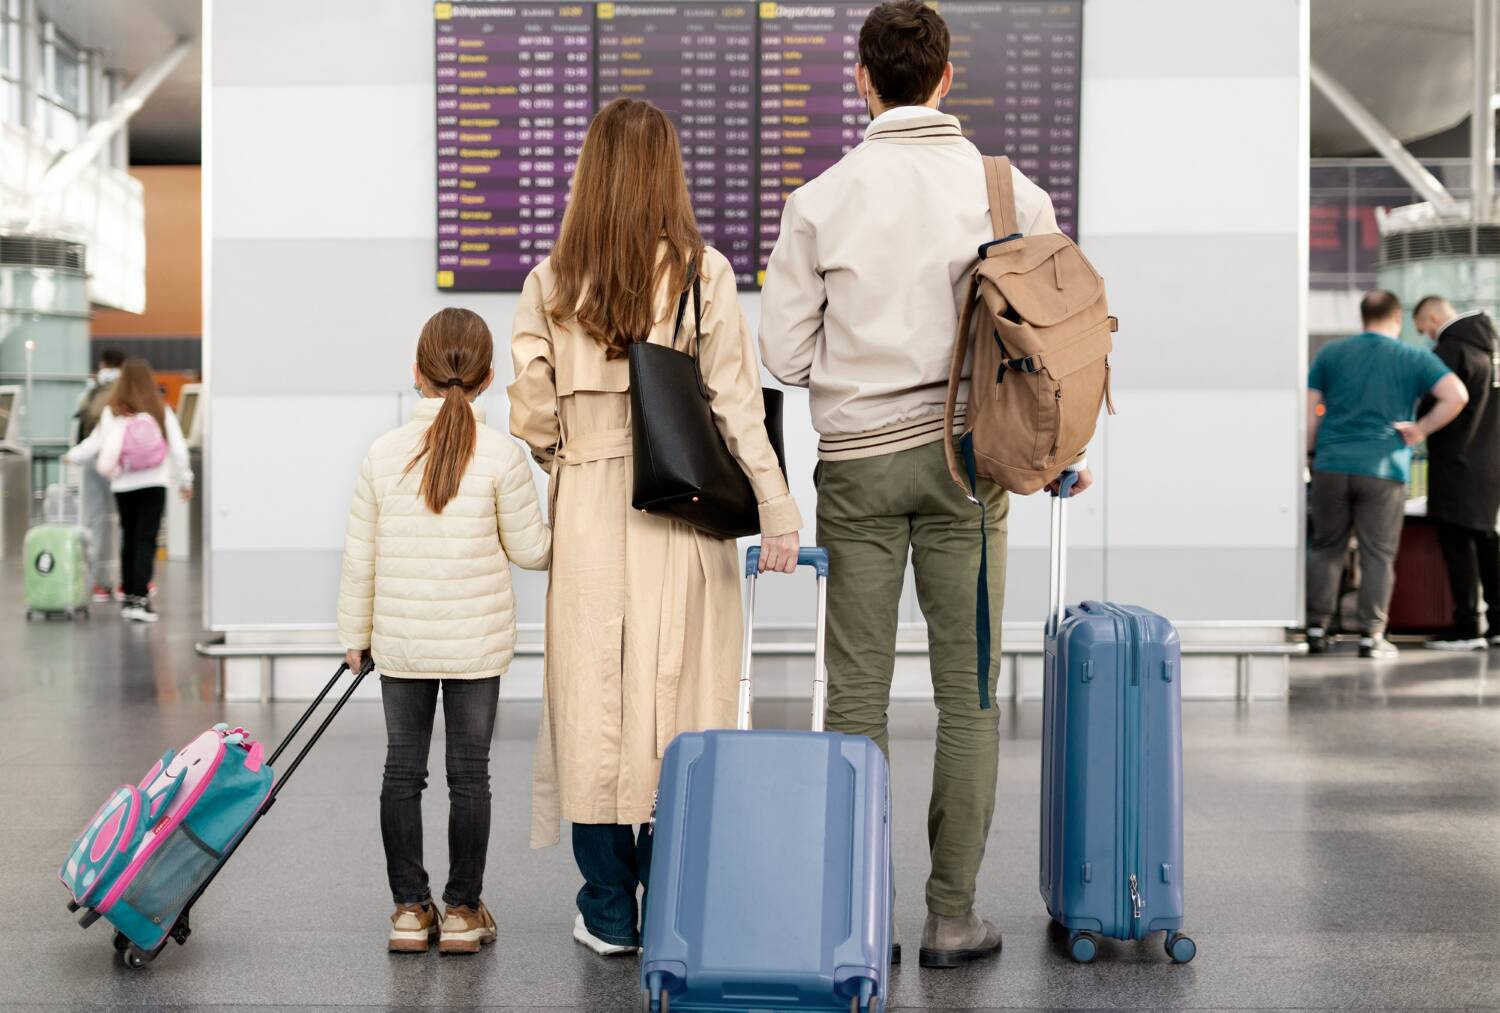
[1423,636,1487,652]
[572,913,638,957]
[121,597,159,623]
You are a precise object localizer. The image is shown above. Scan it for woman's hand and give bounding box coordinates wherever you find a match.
[345,648,368,673]
[759,531,800,574]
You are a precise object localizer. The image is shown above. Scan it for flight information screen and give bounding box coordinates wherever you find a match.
[434,1,1084,291]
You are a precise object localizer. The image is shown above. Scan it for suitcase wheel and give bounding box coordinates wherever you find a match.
[640,990,669,1013]
[111,930,131,952]
[1068,931,1098,964]
[119,944,154,970]
[1165,932,1196,964]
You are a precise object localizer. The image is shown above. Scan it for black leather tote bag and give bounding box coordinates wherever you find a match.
[628,267,786,539]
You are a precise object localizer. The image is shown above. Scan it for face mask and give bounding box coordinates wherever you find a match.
[96,368,120,385]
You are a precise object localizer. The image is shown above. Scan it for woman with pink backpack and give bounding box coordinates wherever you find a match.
[65,358,193,623]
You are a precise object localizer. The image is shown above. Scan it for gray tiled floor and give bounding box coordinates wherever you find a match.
[3,561,1499,1010]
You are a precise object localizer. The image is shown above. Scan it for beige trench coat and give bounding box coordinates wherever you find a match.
[509,246,802,848]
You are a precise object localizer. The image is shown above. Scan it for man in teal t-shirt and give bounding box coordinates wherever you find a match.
[1306,290,1468,658]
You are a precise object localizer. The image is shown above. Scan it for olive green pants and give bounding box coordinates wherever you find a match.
[815,439,1009,916]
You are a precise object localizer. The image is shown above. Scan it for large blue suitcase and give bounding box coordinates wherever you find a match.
[641,547,893,1012]
[1039,476,1197,964]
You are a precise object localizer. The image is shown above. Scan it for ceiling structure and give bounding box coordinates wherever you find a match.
[21,0,1500,165]
[1313,0,1493,157]
[37,0,201,164]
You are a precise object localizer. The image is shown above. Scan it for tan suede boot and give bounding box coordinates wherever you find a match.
[918,909,1003,968]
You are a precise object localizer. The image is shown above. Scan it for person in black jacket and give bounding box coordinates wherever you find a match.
[1414,296,1500,650]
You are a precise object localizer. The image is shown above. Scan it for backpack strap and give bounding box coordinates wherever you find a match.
[943,273,983,495]
[983,155,1020,242]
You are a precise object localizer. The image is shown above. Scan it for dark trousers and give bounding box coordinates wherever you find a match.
[1307,471,1406,637]
[572,823,652,947]
[379,675,499,910]
[1435,520,1500,639]
[114,487,165,599]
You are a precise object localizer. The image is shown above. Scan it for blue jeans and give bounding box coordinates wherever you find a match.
[380,676,499,910]
[573,823,653,947]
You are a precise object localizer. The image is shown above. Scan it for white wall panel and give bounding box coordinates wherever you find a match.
[213,85,434,241]
[1104,390,1300,548]
[1081,0,1302,81]
[1078,78,1302,238]
[211,394,402,551]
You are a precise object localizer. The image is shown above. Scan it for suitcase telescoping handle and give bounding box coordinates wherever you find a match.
[1047,471,1081,636]
[740,547,831,733]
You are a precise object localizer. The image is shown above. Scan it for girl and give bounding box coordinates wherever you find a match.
[336,308,550,955]
[508,98,802,956]
[64,358,192,623]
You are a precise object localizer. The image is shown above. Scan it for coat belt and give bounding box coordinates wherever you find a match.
[554,428,632,465]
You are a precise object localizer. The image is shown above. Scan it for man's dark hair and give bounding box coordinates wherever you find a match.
[1412,295,1448,319]
[859,1,950,107]
[1360,290,1402,326]
[98,348,126,369]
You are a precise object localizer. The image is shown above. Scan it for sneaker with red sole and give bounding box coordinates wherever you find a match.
[91,586,113,604]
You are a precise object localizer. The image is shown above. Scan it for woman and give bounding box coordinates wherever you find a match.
[65,358,192,623]
[509,98,802,956]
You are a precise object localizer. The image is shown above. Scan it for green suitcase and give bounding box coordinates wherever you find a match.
[25,524,90,619]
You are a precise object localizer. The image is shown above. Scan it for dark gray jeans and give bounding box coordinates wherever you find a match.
[379,675,500,910]
[1306,470,1407,637]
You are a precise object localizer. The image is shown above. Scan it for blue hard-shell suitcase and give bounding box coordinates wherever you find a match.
[1039,475,1197,964]
[641,548,893,1012]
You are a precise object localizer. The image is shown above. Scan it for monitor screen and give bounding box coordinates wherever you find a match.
[433,0,1084,291]
[0,390,15,445]
[177,387,200,443]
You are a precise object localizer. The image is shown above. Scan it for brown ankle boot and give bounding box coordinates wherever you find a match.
[918,909,1003,968]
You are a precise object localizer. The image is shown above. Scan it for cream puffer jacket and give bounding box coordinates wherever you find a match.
[336,399,550,679]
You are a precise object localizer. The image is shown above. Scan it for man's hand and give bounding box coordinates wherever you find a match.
[1045,467,1093,496]
[1394,420,1424,447]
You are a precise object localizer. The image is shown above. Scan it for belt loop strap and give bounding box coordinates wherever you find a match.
[960,433,993,711]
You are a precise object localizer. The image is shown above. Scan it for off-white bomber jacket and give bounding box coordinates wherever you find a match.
[337,399,550,680]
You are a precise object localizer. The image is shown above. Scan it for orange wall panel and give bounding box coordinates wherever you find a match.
[93,166,202,338]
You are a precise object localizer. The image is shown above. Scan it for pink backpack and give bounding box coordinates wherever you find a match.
[118,414,168,473]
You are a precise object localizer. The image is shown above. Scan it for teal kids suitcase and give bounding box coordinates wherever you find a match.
[25,523,90,619]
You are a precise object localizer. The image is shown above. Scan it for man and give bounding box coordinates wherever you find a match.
[759,0,1088,968]
[1306,291,1467,658]
[74,348,125,602]
[1413,296,1500,651]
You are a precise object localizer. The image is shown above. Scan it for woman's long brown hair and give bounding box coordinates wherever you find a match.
[405,308,493,514]
[109,359,166,434]
[548,98,704,357]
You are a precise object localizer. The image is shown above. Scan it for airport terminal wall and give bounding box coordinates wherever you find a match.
[204,0,1309,702]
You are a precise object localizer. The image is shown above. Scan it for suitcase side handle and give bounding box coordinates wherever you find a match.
[743,546,830,577]
[740,546,830,733]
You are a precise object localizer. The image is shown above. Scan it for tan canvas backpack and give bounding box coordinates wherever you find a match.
[942,156,1115,497]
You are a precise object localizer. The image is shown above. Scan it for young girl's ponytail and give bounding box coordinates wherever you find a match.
[406,308,493,514]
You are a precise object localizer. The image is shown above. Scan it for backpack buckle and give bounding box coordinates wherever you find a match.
[1005,355,1041,374]
[978,233,1024,258]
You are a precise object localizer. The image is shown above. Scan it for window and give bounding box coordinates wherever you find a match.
[0,0,21,126]
[37,20,88,150]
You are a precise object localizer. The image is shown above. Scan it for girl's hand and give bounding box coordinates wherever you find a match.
[345,649,368,673]
[759,531,800,574]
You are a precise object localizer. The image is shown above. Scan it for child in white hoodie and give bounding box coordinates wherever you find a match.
[336,307,549,955]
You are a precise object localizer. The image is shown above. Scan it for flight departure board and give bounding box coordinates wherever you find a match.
[598,4,759,282]
[434,1,1084,291]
